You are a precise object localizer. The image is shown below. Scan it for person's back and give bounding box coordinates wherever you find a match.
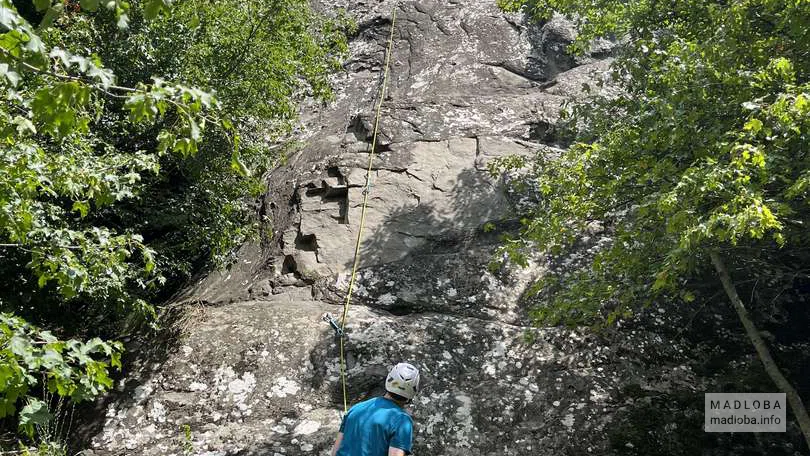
[331,362,420,456]
[336,397,413,456]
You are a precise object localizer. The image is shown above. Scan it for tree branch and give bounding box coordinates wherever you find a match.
[710,251,810,450]
[0,243,81,250]
[0,47,136,96]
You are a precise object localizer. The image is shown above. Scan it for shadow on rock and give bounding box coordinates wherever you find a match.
[334,163,540,325]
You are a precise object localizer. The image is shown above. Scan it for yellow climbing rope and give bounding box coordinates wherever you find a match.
[338,5,399,414]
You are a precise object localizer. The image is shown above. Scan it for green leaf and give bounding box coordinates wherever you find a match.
[86,63,115,88]
[49,47,71,67]
[72,201,90,218]
[40,349,63,368]
[744,118,763,133]
[116,12,129,29]
[231,149,250,177]
[38,4,64,30]
[143,0,164,20]
[19,399,52,437]
[80,0,100,11]
[39,331,58,344]
[0,6,21,29]
[110,351,122,369]
[4,69,19,87]
[796,94,808,113]
[23,34,46,54]
[188,117,200,141]
[8,336,31,357]
[33,0,51,12]
[32,82,92,138]
[773,57,792,76]
[0,63,20,87]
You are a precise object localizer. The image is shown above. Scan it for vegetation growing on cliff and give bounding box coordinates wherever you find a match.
[0,0,348,447]
[497,0,810,448]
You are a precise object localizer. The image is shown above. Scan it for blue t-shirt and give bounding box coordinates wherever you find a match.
[337,397,413,456]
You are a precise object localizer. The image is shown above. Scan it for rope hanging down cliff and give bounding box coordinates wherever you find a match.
[337,5,399,414]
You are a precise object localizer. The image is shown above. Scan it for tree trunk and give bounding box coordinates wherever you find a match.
[710,251,810,449]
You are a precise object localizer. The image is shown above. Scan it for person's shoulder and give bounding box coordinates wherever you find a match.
[394,407,413,423]
[368,397,394,407]
[361,397,391,409]
[347,397,375,415]
[349,400,370,411]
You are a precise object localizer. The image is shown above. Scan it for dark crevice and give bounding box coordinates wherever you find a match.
[528,120,573,147]
[289,187,301,209]
[281,255,298,275]
[303,168,348,196]
[347,115,370,141]
[326,166,345,185]
[404,170,424,182]
[304,186,323,197]
[371,143,393,153]
[329,194,350,225]
[384,304,423,316]
[350,16,393,40]
[503,15,524,35]
[295,233,318,252]
[323,186,348,198]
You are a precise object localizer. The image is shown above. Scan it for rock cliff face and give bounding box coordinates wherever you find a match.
[82,2,804,456]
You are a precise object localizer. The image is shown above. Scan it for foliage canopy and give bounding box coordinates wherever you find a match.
[495,0,810,326]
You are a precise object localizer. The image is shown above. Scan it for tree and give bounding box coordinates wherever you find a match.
[496,0,810,447]
[0,0,218,440]
[50,0,351,291]
[0,0,348,444]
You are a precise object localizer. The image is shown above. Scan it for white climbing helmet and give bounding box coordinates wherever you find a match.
[385,362,420,400]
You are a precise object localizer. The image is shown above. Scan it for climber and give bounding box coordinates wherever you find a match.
[330,362,420,456]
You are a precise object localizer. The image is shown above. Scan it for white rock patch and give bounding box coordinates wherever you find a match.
[189,382,208,392]
[453,394,476,447]
[377,293,397,305]
[562,413,575,429]
[228,372,256,405]
[293,420,321,435]
[269,377,301,398]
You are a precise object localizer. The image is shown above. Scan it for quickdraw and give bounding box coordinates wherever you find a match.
[322,312,345,338]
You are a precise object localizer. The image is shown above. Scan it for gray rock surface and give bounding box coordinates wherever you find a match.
[82,2,803,456]
[86,297,705,456]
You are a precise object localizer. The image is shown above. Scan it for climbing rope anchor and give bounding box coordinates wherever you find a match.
[322,312,345,337]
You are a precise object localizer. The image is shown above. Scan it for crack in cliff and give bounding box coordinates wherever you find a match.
[503,15,524,35]
[410,3,452,37]
[483,61,548,83]
[404,169,424,181]
[393,115,424,135]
